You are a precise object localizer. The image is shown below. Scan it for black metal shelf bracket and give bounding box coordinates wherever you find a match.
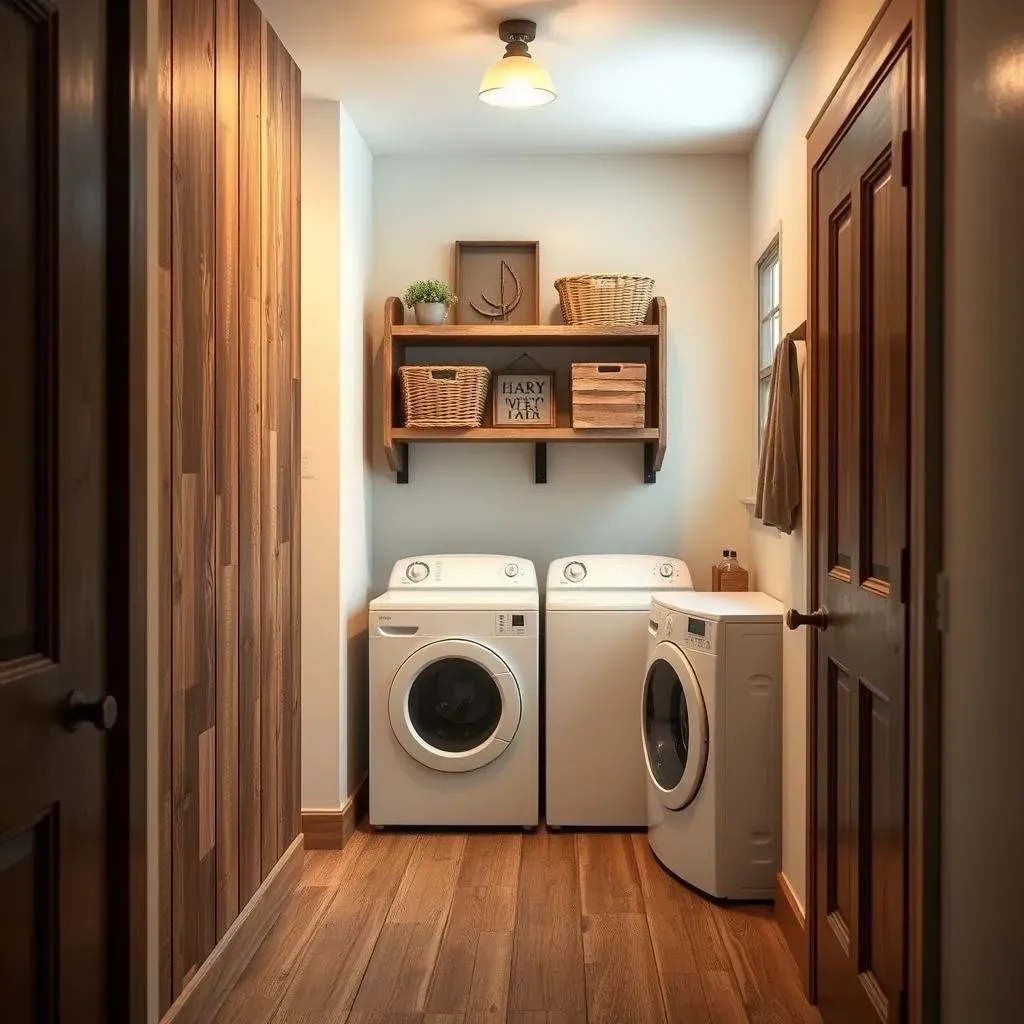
[396,442,409,484]
[643,443,657,484]
[534,443,548,484]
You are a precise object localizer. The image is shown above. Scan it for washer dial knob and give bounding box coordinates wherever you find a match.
[504,563,520,578]
[659,562,674,578]
[405,561,430,583]
[563,561,587,583]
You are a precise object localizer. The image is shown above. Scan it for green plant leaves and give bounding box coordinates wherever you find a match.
[403,279,458,308]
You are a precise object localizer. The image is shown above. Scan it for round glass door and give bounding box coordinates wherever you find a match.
[642,642,708,809]
[390,639,521,773]
[408,658,502,752]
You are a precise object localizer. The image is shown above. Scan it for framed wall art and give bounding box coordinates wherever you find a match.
[454,240,539,325]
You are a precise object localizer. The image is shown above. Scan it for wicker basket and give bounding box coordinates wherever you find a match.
[555,274,654,325]
[399,365,490,428]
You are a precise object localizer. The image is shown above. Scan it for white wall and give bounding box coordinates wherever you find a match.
[370,155,752,594]
[300,100,342,809]
[746,0,885,912]
[300,99,373,811]
[942,0,1024,1017]
[339,106,375,799]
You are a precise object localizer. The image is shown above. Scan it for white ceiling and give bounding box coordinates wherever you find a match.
[259,0,818,155]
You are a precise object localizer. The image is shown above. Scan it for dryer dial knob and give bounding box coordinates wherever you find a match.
[406,561,430,583]
[665,614,675,634]
[563,561,587,583]
[659,563,674,578]
[504,563,519,578]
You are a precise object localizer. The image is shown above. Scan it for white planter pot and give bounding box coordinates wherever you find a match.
[414,302,448,326]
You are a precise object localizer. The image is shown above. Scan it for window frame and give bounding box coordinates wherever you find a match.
[756,236,781,454]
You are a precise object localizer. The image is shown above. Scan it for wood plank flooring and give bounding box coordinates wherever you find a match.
[211,827,820,1024]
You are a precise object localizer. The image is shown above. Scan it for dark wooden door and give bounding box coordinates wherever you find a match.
[810,36,911,1024]
[0,0,113,1019]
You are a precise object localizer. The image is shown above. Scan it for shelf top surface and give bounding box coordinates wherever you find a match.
[391,323,659,344]
[391,426,660,442]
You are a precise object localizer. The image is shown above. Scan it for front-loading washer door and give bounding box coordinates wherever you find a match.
[389,639,522,773]
[642,641,709,809]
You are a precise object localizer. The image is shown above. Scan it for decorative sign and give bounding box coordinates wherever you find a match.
[492,371,555,428]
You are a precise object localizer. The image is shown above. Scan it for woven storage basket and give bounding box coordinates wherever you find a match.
[399,365,490,428]
[555,274,654,325]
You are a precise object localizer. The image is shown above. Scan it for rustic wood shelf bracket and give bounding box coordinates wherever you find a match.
[396,442,409,484]
[644,443,658,484]
[534,443,547,484]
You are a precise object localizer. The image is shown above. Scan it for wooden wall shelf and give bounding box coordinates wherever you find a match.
[380,296,668,484]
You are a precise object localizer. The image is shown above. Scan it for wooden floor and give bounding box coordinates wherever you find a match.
[212,825,819,1024]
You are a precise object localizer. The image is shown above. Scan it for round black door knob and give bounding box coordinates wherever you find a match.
[785,607,829,631]
[62,691,118,732]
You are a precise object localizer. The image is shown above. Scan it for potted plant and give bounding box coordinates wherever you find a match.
[403,279,457,326]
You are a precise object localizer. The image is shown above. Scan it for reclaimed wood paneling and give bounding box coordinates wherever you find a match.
[215,0,240,941]
[160,0,300,1013]
[278,38,294,860]
[289,55,303,849]
[237,0,263,909]
[259,18,280,876]
[158,0,174,1010]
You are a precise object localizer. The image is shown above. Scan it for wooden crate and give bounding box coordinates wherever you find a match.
[712,564,750,592]
[571,362,647,429]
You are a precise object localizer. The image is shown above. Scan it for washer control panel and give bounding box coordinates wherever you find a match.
[563,560,587,583]
[405,560,430,583]
[661,611,718,654]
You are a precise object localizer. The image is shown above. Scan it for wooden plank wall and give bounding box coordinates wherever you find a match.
[159,0,301,1011]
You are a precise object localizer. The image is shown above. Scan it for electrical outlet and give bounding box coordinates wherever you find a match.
[301,447,315,479]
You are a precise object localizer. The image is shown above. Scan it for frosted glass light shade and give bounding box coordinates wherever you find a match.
[479,55,556,107]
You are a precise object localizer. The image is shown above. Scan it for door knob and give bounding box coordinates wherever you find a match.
[62,691,118,732]
[785,607,829,631]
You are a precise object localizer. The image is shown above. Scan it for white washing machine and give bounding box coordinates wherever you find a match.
[369,554,539,827]
[644,591,783,899]
[545,554,693,827]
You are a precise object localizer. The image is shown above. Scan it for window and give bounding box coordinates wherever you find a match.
[757,237,781,452]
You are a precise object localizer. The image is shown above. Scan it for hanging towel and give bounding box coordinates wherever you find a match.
[755,333,801,533]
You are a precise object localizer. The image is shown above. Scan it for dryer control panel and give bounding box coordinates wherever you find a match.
[388,554,538,590]
[547,554,694,590]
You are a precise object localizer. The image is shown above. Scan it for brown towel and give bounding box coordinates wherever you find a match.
[755,335,801,533]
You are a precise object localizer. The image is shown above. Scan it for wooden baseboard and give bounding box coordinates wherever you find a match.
[301,774,369,851]
[774,870,809,996]
[160,834,303,1024]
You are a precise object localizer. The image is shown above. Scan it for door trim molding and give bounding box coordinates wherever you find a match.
[805,1,942,1021]
[775,871,808,995]
[106,0,151,1018]
[160,835,304,1024]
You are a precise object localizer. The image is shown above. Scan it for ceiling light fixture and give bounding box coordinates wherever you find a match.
[479,19,556,108]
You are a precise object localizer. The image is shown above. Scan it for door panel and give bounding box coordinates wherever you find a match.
[0,0,111,1020]
[813,42,911,1024]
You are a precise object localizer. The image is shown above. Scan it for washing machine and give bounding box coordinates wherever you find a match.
[369,554,539,827]
[545,555,694,827]
[643,591,783,899]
